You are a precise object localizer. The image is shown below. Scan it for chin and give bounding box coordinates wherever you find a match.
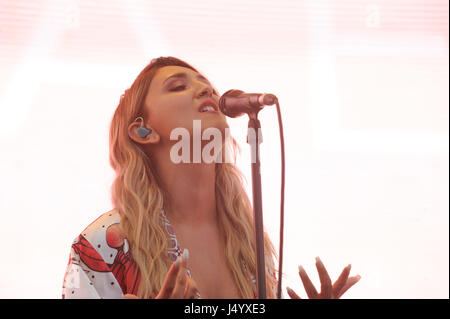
[203,117,229,133]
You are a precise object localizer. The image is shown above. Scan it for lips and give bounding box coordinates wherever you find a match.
[198,99,219,113]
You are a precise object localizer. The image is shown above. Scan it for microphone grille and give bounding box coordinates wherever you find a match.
[219,89,245,118]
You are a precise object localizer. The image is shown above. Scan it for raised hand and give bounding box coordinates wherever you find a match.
[123,248,201,299]
[286,257,361,299]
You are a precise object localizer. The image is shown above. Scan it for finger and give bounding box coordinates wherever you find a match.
[184,276,200,299]
[156,258,181,299]
[298,265,319,299]
[122,293,139,299]
[315,257,332,298]
[286,287,301,299]
[171,249,189,298]
[332,264,351,298]
[336,275,361,299]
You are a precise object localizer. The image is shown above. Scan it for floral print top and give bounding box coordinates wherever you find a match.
[62,209,275,299]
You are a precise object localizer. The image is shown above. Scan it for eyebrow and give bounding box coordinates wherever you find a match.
[163,72,211,86]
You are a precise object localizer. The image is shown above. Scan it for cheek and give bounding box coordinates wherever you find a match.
[150,102,196,137]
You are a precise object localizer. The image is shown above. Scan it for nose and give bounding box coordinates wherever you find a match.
[197,85,213,99]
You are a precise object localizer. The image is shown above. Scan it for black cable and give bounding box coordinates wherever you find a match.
[274,99,285,299]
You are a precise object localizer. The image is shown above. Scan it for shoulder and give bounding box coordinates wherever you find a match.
[64,209,126,298]
[76,209,127,265]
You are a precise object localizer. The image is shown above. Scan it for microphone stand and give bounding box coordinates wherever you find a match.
[246,111,266,299]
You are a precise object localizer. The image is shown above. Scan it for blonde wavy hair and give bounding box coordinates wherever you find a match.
[109,57,278,299]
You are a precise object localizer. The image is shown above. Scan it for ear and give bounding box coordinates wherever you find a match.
[127,120,160,145]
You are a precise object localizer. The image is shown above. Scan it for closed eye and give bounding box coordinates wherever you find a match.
[170,85,219,96]
[170,85,186,91]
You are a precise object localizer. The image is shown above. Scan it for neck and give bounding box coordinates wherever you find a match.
[152,144,218,226]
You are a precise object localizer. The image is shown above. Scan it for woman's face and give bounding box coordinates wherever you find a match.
[143,66,229,141]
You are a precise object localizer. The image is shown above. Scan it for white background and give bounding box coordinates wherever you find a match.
[0,0,448,298]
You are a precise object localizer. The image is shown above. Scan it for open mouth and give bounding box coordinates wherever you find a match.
[199,106,217,112]
[198,99,219,113]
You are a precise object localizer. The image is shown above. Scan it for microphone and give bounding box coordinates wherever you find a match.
[219,89,278,118]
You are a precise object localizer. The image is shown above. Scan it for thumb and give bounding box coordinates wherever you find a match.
[123,293,139,299]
